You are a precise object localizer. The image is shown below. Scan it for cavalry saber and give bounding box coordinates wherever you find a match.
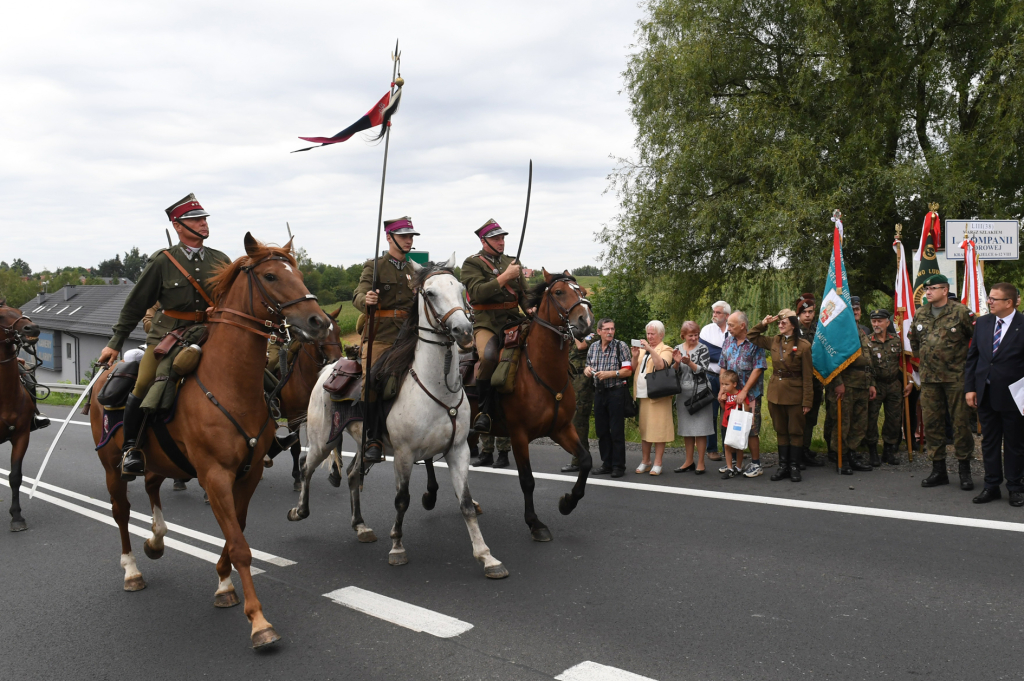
[29,368,106,499]
[513,159,532,266]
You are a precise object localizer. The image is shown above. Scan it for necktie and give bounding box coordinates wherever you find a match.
[993,318,1004,354]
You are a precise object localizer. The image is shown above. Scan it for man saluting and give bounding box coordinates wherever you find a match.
[460,219,530,434]
[97,194,230,478]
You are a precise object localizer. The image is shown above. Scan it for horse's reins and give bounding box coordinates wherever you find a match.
[523,276,592,436]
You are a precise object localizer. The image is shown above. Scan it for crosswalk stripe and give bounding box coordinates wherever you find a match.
[323,586,473,638]
[556,661,657,681]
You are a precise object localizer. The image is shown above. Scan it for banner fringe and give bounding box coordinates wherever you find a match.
[813,348,862,386]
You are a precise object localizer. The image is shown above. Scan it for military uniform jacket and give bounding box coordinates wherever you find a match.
[108,243,230,352]
[353,254,415,345]
[460,251,528,337]
[570,334,597,381]
[867,332,903,384]
[832,332,875,390]
[749,323,813,407]
[908,299,974,383]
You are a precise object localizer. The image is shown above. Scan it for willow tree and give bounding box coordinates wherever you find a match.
[608,0,1024,307]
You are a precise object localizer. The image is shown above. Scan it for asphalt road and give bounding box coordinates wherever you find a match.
[2,404,1024,680]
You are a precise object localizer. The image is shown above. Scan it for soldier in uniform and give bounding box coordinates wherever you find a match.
[826,329,876,474]
[472,434,513,469]
[96,194,231,478]
[906,273,975,490]
[796,294,825,467]
[460,219,529,434]
[352,217,419,464]
[562,331,597,472]
[866,309,904,466]
[851,296,870,336]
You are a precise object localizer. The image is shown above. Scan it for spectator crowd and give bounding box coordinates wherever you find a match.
[576,278,1024,508]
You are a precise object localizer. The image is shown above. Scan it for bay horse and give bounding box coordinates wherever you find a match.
[0,301,41,532]
[293,256,508,578]
[471,270,594,541]
[265,307,342,490]
[90,233,328,649]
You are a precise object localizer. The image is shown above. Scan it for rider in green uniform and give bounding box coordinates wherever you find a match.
[97,194,231,478]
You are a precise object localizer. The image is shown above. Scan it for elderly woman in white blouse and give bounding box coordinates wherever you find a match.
[631,320,676,475]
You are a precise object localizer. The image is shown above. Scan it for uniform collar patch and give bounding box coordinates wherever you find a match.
[180,245,205,261]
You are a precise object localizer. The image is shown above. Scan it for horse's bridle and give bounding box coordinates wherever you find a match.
[531,276,592,350]
[0,309,38,365]
[414,268,473,394]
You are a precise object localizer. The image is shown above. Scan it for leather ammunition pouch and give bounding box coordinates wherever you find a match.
[323,358,363,402]
[97,360,140,409]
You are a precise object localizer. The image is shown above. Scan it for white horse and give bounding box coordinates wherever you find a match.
[289,256,508,579]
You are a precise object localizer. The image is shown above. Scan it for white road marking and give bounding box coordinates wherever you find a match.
[0,468,294,568]
[556,661,657,681]
[0,475,263,575]
[323,586,473,638]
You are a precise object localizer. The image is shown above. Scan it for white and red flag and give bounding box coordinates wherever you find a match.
[960,235,989,316]
[893,236,920,384]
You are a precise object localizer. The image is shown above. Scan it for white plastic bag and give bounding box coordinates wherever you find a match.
[724,404,752,450]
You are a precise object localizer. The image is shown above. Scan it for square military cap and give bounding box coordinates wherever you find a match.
[475,219,508,238]
[166,193,210,222]
[384,216,419,236]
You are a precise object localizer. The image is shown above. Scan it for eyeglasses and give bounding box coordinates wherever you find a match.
[987,297,1013,303]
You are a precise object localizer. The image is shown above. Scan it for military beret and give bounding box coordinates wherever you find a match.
[869,309,890,320]
[923,273,949,287]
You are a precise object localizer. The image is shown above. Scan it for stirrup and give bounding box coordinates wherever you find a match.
[273,431,299,452]
[363,440,385,465]
[120,447,146,480]
[32,414,50,431]
[473,413,492,434]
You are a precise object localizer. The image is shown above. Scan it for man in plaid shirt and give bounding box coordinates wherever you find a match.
[585,318,634,477]
[719,311,768,477]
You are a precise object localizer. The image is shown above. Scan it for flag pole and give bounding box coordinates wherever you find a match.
[895,224,913,462]
[360,39,401,468]
[837,395,843,472]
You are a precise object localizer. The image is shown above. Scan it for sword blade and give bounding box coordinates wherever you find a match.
[29,368,105,499]
[514,159,532,265]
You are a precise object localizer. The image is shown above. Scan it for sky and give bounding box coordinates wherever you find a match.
[1,0,643,274]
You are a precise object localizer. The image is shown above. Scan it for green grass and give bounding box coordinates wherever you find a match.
[321,302,361,338]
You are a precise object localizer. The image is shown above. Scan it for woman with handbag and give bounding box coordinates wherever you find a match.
[672,321,714,474]
[748,309,813,482]
[631,320,677,475]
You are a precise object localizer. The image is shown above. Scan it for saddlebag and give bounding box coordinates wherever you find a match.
[97,360,140,408]
[324,358,363,402]
[490,321,529,394]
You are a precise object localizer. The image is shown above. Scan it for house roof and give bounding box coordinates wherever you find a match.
[24,285,146,342]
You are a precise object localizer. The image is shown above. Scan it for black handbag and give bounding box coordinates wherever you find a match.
[683,370,715,415]
[643,350,682,399]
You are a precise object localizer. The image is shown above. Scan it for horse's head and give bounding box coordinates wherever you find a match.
[0,299,40,351]
[530,269,594,340]
[317,307,344,364]
[211,233,330,343]
[410,253,474,351]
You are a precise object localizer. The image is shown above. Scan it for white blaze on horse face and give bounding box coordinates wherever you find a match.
[281,263,293,273]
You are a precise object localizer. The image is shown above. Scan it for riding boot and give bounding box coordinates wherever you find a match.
[868,443,880,467]
[921,460,949,487]
[958,459,975,491]
[120,393,147,478]
[770,445,791,481]
[470,450,494,467]
[32,413,50,431]
[271,430,299,456]
[789,446,802,482]
[473,381,493,434]
[492,450,510,468]
[362,398,385,465]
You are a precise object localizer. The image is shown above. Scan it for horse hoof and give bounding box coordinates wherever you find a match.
[214,589,240,608]
[473,501,483,516]
[388,549,408,566]
[263,455,274,468]
[357,529,377,543]
[286,507,308,522]
[143,539,164,560]
[531,526,553,542]
[10,519,27,532]
[558,493,576,516]
[421,492,436,511]
[292,480,302,492]
[327,470,342,488]
[484,563,509,579]
[251,626,281,649]
[124,575,146,592]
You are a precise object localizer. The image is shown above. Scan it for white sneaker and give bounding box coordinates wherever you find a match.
[719,465,731,474]
[743,462,764,478]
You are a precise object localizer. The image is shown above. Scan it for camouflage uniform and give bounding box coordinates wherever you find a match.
[568,333,597,466]
[826,331,875,456]
[908,299,974,462]
[866,332,904,447]
[479,434,512,456]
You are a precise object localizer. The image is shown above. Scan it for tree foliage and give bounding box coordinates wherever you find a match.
[588,272,654,344]
[608,0,1024,311]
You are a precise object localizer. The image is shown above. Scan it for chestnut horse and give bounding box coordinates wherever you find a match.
[266,307,342,490]
[0,301,41,532]
[470,270,594,541]
[90,234,328,649]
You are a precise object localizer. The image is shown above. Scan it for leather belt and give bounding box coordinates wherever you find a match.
[471,301,519,311]
[161,309,208,322]
[374,309,410,319]
[775,370,801,379]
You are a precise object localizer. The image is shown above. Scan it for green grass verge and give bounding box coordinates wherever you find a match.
[321,302,361,337]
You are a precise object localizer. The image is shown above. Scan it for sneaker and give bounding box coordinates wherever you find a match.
[743,462,764,478]
[719,465,731,474]
[721,466,741,480]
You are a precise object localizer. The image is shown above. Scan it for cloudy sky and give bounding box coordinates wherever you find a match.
[1,0,643,274]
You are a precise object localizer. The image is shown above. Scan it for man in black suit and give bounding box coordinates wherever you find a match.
[965,282,1024,506]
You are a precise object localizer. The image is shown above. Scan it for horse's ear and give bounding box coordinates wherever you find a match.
[329,307,341,320]
[443,252,456,269]
[284,236,295,253]
[542,268,553,282]
[409,259,423,272]
[244,232,261,256]
[563,269,571,277]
